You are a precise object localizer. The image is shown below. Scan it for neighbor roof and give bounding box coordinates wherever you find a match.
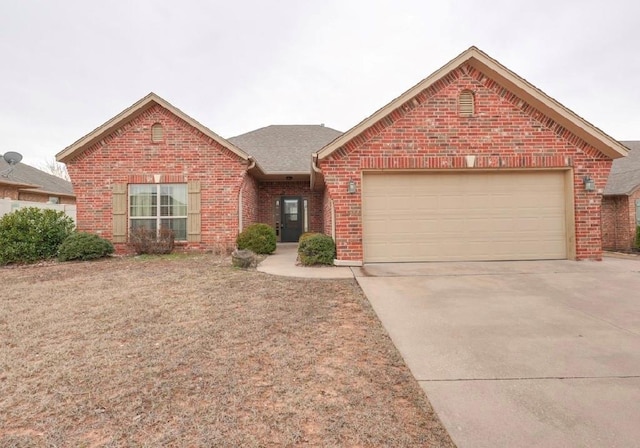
[56,92,256,167]
[315,46,628,162]
[604,141,640,195]
[229,125,342,173]
[0,157,74,196]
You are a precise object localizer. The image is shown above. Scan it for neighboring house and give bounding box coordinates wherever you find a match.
[0,156,75,204]
[57,46,627,262]
[602,141,640,251]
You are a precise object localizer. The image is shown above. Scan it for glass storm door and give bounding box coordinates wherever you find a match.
[280,196,303,242]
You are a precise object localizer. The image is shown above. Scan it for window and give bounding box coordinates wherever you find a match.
[129,184,187,240]
[151,123,163,142]
[636,199,640,226]
[459,90,475,116]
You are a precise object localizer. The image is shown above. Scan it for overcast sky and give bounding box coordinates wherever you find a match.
[1,0,639,168]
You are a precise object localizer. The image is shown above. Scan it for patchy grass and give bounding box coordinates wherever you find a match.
[0,255,454,447]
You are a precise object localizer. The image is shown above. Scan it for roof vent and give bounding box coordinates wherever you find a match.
[151,123,164,142]
[459,90,474,116]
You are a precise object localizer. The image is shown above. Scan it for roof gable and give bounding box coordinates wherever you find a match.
[604,141,640,195]
[229,125,342,173]
[316,46,628,161]
[56,93,252,164]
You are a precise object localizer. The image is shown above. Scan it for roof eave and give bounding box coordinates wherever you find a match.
[18,187,76,197]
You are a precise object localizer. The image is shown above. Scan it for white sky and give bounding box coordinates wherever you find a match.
[1,0,639,168]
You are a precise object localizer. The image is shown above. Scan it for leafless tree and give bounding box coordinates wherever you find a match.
[38,158,70,181]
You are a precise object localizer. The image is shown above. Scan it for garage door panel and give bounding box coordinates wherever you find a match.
[362,171,567,262]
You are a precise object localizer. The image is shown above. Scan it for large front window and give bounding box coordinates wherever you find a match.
[129,184,187,240]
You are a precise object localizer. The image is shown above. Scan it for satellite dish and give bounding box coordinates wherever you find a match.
[3,151,23,165]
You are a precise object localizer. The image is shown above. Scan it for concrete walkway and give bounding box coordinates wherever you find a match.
[257,243,354,279]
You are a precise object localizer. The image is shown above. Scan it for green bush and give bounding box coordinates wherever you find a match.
[58,232,114,261]
[298,233,336,266]
[635,226,640,250]
[0,207,75,265]
[236,223,276,254]
[129,227,175,255]
[298,232,320,243]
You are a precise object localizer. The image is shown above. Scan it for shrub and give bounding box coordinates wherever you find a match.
[236,223,276,254]
[298,232,320,243]
[0,207,75,265]
[129,227,175,255]
[635,226,640,250]
[58,232,114,261]
[298,233,336,266]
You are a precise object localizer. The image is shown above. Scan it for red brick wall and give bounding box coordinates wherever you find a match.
[256,181,324,237]
[0,185,19,200]
[17,192,75,204]
[1,185,75,204]
[240,174,259,232]
[319,63,612,262]
[66,104,250,252]
[603,192,640,251]
[322,187,333,237]
[602,196,629,250]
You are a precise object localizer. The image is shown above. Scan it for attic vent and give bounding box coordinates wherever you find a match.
[459,90,475,116]
[151,123,163,142]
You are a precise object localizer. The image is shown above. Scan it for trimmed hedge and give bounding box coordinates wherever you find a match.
[58,232,114,261]
[635,226,640,250]
[0,207,75,265]
[298,233,335,266]
[236,223,276,254]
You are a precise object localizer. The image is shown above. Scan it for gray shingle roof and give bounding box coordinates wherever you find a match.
[0,157,74,196]
[604,141,640,195]
[229,125,342,173]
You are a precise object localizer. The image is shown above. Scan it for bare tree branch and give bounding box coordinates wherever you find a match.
[38,158,70,181]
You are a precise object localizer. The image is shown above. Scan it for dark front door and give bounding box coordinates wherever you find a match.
[280,196,303,242]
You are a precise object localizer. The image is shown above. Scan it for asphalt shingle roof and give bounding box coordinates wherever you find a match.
[229,125,342,173]
[604,141,640,195]
[0,157,74,196]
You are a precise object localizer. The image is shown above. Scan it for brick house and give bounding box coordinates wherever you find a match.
[1,156,75,205]
[57,47,627,261]
[56,95,340,251]
[602,141,640,251]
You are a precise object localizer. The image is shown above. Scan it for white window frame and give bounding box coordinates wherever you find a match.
[129,184,187,241]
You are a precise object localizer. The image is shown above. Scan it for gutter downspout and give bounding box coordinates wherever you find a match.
[311,153,322,189]
[239,157,257,232]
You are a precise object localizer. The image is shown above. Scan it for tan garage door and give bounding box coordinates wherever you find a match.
[362,171,568,262]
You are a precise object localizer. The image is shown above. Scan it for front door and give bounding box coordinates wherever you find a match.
[280,196,303,242]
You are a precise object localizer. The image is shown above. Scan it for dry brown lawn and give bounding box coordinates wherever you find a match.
[0,254,454,447]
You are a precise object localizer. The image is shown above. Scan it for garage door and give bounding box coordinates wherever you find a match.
[362,171,568,262]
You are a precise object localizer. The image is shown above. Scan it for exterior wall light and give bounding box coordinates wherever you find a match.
[347,179,357,194]
[583,176,596,192]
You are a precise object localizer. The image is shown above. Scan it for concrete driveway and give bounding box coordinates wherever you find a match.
[354,257,640,448]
